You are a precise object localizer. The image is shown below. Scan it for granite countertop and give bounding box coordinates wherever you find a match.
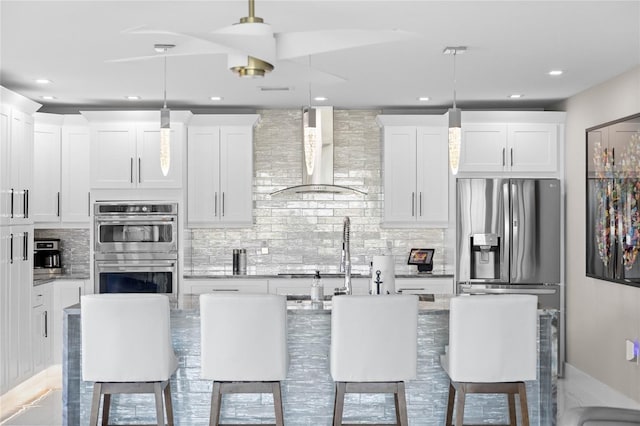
[34,273,90,287]
[184,273,454,279]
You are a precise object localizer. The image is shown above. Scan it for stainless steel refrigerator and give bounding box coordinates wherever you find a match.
[456,178,564,374]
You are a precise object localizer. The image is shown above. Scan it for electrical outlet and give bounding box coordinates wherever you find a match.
[625,339,639,362]
[261,241,269,254]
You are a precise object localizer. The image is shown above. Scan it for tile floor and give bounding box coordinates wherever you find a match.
[2,364,640,425]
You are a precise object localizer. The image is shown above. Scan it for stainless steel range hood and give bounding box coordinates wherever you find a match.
[270,106,367,196]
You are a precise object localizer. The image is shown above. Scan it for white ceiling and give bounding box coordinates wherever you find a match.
[1,0,639,113]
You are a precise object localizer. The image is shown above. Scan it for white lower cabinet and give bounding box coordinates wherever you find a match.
[267,278,369,296]
[395,277,454,294]
[52,279,90,364]
[31,283,53,375]
[183,279,269,294]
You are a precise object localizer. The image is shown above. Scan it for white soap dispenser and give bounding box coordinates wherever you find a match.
[310,270,323,302]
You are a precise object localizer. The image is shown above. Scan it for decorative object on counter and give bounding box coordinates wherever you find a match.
[370,255,395,294]
[200,293,287,426]
[441,294,537,426]
[330,295,418,425]
[310,270,323,302]
[81,294,178,426]
[444,46,466,175]
[232,248,247,275]
[408,248,434,273]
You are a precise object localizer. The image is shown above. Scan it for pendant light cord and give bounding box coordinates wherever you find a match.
[452,50,457,110]
[163,55,167,109]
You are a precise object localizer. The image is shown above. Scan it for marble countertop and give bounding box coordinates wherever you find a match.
[34,273,90,286]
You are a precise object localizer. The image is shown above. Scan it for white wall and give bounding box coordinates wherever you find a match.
[562,66,640,402]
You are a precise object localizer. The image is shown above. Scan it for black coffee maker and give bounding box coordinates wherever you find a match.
[34,239,62,277]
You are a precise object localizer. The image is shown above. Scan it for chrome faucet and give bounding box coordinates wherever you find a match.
[337,216,352,295]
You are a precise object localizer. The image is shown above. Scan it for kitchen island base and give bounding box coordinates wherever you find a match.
[63,302,557,425]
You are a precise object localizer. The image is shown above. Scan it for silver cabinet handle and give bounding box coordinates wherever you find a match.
[43,311,48,338]
[9,233,13,264]
[87,192,91,217]
[214,192,218,216]
[23,231,28,261]
[78,286,82,302]
[24,189,29,218]
[211,288,239,292]
[57,192,61,217]
[10,188,14,218]
[222,192,225,217]
[419,192,423,216]
[411,192,415,217]
[130,158,134,183]
[510,148,514,166]
[502,148,506,166]
[138,158,141,183]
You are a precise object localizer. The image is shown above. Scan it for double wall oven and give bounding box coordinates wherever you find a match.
[94,202,178,299]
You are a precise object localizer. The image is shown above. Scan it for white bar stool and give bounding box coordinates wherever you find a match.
[200,293,288,426]
[440,294,538,426]
[330,294,418,426]
[81,293,178,426]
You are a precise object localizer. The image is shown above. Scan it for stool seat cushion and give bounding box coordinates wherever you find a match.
[445,294,537,383]
[81,294,178,383]
[330,295,418,382]
[200,293,288,381]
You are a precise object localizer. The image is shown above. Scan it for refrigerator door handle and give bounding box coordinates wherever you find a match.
[511,182,518,282]
[502,181,510,283]
[460,286,557,295]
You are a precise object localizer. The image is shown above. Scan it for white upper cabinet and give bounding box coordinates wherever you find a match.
[0,87,40,226]
[378,115,449,228]
[458,111,565,175]
[187,115,259,228]
[84,111,191,189]
[33,114,91,226]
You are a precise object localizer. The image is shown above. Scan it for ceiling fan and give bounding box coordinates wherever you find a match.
[109,0,420,79]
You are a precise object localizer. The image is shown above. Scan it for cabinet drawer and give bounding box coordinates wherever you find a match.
[184,279,268,295]
[395,277,454,294]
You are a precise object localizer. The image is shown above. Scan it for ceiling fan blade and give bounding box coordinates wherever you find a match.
[190,22,277,64]
[105,39,232,63]
[275,29,421,60]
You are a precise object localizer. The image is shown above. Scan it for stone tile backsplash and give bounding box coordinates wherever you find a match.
[34,228,90,275]
[184,109,450,276]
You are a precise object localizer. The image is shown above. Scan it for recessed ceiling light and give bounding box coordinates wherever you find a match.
[35,79,52,84]
[417,96,430,102]
[508,94,524,99]
[548,70,563,76]
[125,96,141,100]
[40,95,56,100]
[210,96,223,101]
[313,96,328,102]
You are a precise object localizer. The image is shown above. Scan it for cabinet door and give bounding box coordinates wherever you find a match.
[219,126,253,225]
[33,124,62,223]
[10,110,34,223]
[90,124,136,188]
[416,126,448,226]
[187,126,221,225]
[137,124,182,188]
[383,126,418,224]
[0,106,10,225]
[61,126,91,223]
[508,124,558,172]
[31,284,52,373]
[0,228,10,392]
[459,124,507,172]
[52,280,85,364]
[9,226,33,381]
[185,279,268,294]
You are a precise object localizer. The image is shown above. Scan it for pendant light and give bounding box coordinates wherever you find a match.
[303,56,318,177]
[156,44,174,177]
[444,46,466,175]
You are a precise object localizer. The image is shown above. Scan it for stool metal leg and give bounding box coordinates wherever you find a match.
[455,384,466,426]
[272,382,284,426]
[396,382,409,426]
[164,381,175,426]
[153,382,165,426]
[333,382,346,426]
[101,393,110,426]
[445,382,455,426]
[508,392,517,425]
[90,383,102,426]
[209,381,222,426]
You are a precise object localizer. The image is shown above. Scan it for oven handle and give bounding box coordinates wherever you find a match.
[95,216,176,223]
[97,262,176,269]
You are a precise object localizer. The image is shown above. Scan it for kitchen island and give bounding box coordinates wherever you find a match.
[63,296,557,425]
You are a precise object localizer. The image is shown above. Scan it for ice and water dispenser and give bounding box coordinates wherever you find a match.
[470,233,500,280]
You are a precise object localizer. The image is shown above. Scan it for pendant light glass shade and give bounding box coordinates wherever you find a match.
[160,107,171,176]
[448,107,461,175]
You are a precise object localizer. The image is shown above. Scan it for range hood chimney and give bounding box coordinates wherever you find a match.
[270,106,367,196]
